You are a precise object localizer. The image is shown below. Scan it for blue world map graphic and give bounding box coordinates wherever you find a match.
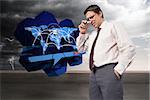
[14,11,82,76]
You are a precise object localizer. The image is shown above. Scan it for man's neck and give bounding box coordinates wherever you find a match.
[98,19,104,28]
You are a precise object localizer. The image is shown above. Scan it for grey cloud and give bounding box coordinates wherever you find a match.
[145,0,150,6]
[132,37,148,48]
[107,0,149,9]
[1,0,149,37]
[103,0,150,34]
[0,0,89,37]
[1,0,38,13]
[28,0,86,21]
[107,0,127,6]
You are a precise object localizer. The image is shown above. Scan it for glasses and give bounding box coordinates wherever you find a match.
[86,14,96,21]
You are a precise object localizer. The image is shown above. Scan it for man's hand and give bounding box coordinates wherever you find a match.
[114,69,121,79]
[78,20,90,34]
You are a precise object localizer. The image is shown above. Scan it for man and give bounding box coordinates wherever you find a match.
[77,5,135,100]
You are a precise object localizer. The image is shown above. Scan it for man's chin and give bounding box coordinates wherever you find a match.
[92,24,98,28]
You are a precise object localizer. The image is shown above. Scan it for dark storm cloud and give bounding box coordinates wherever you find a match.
[0,0,90,37]
[27,0,88,23]
[0,0,40,18]
[1,0,149,37]
[1,0,35,13]
[1,0,87,20]
[0,0,41,37]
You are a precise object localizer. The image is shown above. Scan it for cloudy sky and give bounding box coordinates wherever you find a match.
[0,0,150,72]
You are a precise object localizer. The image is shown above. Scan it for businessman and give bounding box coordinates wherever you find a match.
[77,5,135,100]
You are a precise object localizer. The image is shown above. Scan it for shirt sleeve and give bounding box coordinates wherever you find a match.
[76,33,89,53]
[112,22,136,75]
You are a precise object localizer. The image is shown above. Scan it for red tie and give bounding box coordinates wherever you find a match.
[89,28,101,71]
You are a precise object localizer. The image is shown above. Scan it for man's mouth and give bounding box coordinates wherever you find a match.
[92,21,96,26]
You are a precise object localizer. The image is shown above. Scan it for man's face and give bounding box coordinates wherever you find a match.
[85,11,102,28]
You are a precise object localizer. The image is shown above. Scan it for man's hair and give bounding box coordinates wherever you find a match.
[84,5,104,18]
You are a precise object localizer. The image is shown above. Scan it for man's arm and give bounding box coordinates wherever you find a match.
[76,20,90,53]
[76,33,89,53]
[112,22,136,75]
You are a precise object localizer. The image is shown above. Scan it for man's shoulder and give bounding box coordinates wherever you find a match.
[108,20,122,27]
[106,20,115,26]
[101,20,114,28]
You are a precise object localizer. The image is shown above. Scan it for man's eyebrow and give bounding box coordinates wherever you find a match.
[86,16,93,21]
[86,15,95,20]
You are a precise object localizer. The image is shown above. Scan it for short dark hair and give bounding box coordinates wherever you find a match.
[84,5,104,18]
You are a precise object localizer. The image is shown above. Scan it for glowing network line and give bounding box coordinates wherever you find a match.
[25,24,78,54]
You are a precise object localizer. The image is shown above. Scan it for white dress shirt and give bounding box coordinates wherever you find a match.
[76,21,136,75]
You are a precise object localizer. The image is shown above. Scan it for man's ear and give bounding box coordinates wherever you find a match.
[99,11,102,17]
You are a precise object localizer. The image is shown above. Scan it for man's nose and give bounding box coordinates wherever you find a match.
[90,20,94,24]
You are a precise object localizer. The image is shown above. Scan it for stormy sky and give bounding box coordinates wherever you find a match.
[0,0,150,71]
[1,0,150,36]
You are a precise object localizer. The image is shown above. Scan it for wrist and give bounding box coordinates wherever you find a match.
[114,69,121,79]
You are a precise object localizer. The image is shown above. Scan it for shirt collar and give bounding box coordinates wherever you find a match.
[99,20,107,29]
